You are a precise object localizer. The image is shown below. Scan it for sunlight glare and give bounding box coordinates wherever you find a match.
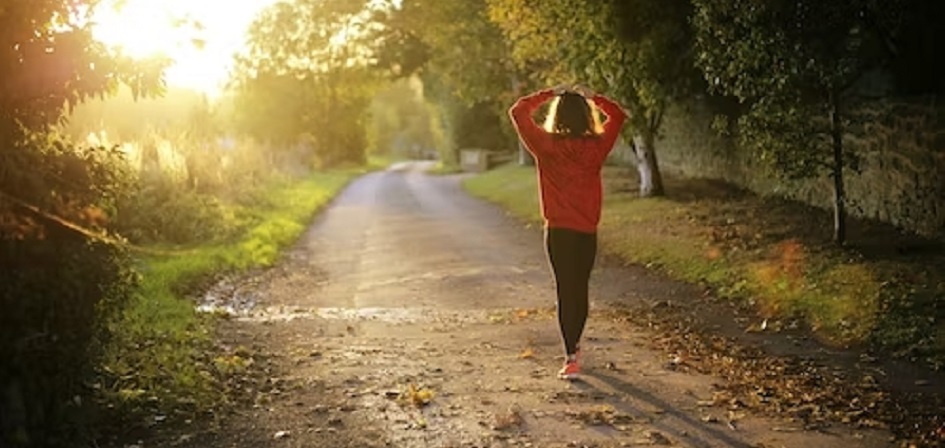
[92,0,279,98]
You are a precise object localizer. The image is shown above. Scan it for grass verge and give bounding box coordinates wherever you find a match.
[463,163,945,367]
[97,166,371,430]
[427,160,464,175]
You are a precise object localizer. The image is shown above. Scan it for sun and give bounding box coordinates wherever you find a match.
[91,0,279,98]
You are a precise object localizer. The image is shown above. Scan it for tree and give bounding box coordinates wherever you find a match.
[229,0,381,167]
[373,0,521,164]
[1,0,166,266]
[367,77,436,158]
[692,0,902,244]
[487,0,700,197]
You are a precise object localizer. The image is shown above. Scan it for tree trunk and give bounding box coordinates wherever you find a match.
[517,140,534,166]
[633,131,665,197]
[829,92,847,245]
[509,74,534,167]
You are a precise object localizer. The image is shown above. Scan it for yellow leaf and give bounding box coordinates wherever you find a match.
[403,383,434,408]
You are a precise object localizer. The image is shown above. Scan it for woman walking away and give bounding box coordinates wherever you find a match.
[508,83,627,380]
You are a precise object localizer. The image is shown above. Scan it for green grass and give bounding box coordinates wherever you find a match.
[427,161,464,175]
[463,165,540,221]
[366,152,402,171]
[464,164,945,362]
[100,169,361,421]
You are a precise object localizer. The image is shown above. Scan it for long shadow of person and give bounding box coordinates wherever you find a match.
[576,371,753,448]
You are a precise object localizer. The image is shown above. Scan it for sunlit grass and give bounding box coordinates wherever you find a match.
[427,160,464,175]
[748,250,882,342]
[462,164,540,221]
[462,164,913,348]
[366,152,401,171]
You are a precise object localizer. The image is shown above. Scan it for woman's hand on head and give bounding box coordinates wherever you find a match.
[573,84,595,98]
[551,83,572,95]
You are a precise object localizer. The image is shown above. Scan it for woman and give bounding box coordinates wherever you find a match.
[508,84,627,380]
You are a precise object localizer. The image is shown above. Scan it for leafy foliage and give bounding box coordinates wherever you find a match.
[0,138,140,446]
[692,0,904,243]
[64,86,280,246]
[113,177,242,245]
[229,0,382,167]
[381,0,515,103]
[487,0,700,196]
[374,0,519,162]
[0,1,166,142]
[0,1,169,445]
[693,0,898,103]
[367,78,436,157]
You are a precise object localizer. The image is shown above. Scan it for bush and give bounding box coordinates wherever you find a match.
[0,136,137,447]
[114,174,246,245]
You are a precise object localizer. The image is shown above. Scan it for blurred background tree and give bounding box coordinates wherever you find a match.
[228,0,382,168]
[367,77,437,159]
[373,0,518,166]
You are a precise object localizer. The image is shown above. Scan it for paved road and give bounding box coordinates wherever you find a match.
[183,161,892,448]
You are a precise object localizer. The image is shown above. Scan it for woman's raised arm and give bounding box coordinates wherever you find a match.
[590,94,627,150]
[508,88,556,155]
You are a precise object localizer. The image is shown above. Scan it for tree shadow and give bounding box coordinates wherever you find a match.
[604,165,945,262]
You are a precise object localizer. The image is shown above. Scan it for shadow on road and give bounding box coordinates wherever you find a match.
[581,371,753,448]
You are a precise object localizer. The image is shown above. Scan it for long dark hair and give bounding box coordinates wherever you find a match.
[544,92,602,138]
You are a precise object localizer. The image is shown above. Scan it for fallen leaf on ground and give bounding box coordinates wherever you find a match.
[412,416,428,430]
[493,407,524,430]
[400,383,435,408]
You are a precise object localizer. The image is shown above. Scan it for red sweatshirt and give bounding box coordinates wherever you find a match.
[509,89,627,233]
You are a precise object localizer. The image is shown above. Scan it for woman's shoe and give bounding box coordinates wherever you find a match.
[557,359,580,380]
[558,349,581,380]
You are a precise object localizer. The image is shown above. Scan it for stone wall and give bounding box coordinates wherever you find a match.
[655,97,945,238]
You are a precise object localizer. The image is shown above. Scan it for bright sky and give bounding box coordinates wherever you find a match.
[91,0,280,98]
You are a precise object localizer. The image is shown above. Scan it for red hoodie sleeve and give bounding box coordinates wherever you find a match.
[591,95,627,159]
[509,89,555,157]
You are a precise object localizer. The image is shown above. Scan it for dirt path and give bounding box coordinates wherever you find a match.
[166,161,896,448]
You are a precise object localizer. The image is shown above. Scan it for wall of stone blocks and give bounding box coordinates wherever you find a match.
[653,97,944,238]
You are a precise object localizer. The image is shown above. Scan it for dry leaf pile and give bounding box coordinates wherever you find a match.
[606,306,945,447]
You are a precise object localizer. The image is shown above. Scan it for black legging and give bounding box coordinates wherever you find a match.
[545,227,597,356]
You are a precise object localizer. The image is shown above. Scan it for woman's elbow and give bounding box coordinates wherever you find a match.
[509,100,526,116]
[509,107,530,127]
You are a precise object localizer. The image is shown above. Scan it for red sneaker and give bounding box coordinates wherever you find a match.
[558,360,580,380]
[558,350,581,380]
